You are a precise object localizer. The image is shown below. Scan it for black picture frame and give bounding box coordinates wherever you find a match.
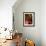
[23,12,35,27]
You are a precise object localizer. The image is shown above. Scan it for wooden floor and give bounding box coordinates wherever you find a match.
[0,39,16,46]
[0,33,23,46]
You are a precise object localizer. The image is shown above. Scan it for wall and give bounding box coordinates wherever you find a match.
[0,0,16,38]
[13,0,41,46]
[41,0,46,46]
[0,0,16,30]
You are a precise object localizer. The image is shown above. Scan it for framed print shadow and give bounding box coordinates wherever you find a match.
[23,12,35,27]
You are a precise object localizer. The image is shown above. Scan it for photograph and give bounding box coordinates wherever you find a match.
[23,12,35,27]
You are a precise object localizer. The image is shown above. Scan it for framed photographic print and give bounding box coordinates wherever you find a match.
[23,12,35,27]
